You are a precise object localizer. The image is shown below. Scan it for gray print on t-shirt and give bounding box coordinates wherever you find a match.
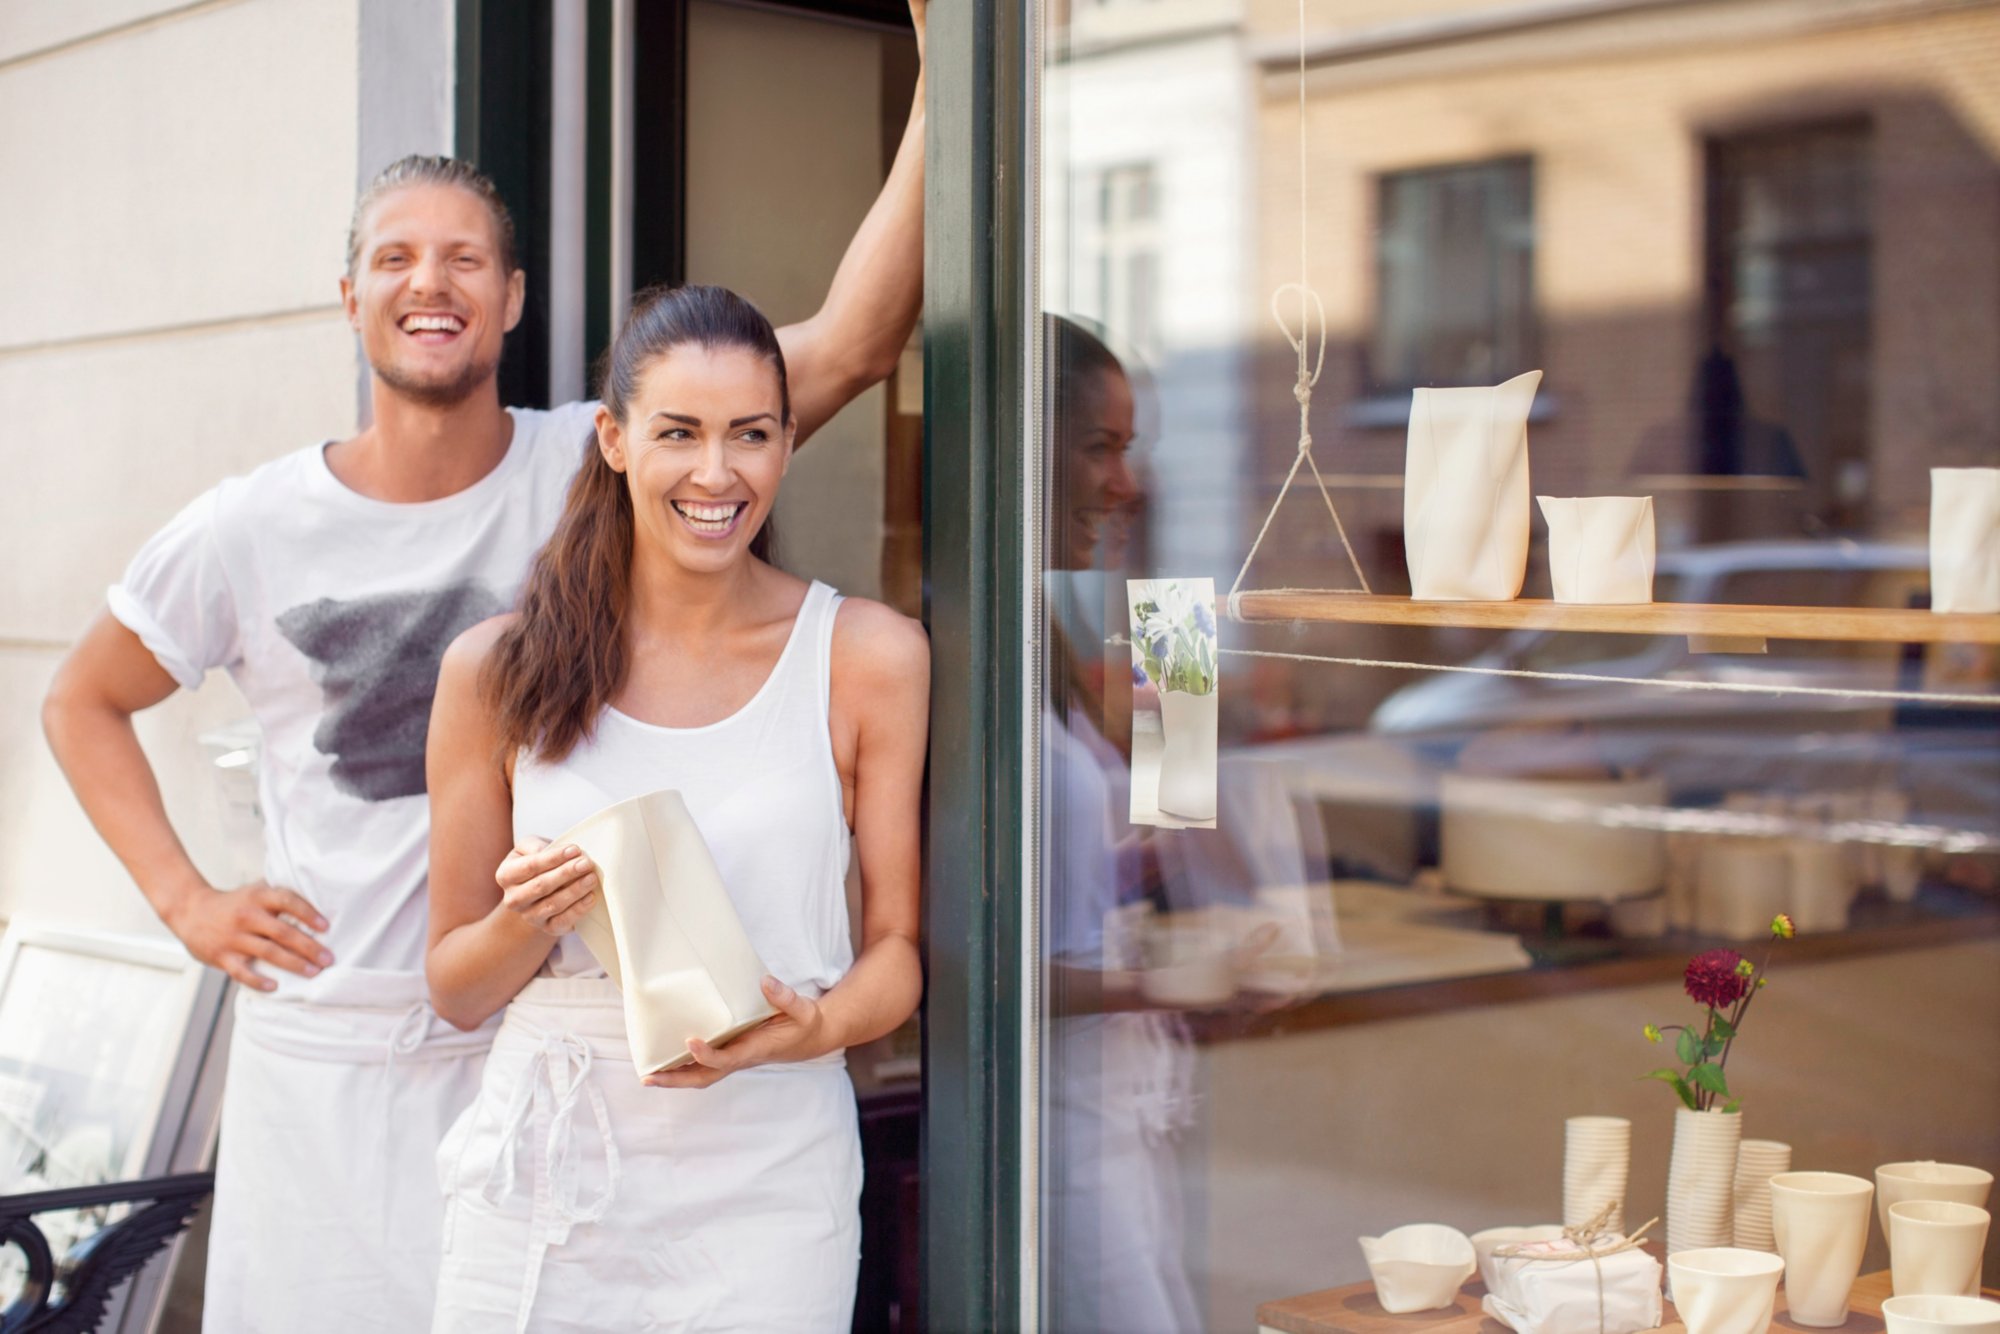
[276,581,507,801]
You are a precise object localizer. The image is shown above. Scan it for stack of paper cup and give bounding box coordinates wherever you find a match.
[1669,1109,1744,1264]
[1734,1139,1794,1252]
[1565,1115,1632,1232]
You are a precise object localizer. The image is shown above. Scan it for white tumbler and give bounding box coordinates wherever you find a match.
[1770,1171,1875,1328]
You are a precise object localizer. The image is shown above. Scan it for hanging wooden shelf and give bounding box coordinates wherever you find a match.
[1227,591,2000,644]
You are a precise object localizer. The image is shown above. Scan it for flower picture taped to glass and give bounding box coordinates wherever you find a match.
[1127,578,1220,828]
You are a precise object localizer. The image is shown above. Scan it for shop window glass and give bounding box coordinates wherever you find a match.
[1031,4,2000,1332]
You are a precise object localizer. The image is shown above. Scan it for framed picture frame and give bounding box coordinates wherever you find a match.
[0,921,230,1332]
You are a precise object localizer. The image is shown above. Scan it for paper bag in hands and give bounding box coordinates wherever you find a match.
[556,789,776,1075]
[1405,370,1542,601]
[1539,495,1655,605]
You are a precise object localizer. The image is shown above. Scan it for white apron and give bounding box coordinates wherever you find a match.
[431,977,861,1334]
[203,968,495,1332]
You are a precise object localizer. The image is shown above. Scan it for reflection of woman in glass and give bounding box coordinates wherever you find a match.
[1042,315,1203,1334]
[423,286,928,1331]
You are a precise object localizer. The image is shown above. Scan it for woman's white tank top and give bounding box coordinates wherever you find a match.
[513,580,855,999]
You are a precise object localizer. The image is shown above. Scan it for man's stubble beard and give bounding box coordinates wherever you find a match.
[373,347,503,409]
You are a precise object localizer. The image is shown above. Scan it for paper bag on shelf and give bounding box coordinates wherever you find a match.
[1930,467,2000,613]
[1480,1239,1662,1334]
[1405,369,1542,602]
[1539,496,1655,605]
[558,788,776,1075]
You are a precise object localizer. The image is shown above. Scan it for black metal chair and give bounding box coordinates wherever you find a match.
[0,1173,212,1334]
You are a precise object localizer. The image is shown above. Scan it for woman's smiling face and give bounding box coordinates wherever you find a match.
[596,343,794,575]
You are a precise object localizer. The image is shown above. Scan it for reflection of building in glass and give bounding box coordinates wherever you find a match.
[1250,0,2000,580]
[1047,0,1256,583]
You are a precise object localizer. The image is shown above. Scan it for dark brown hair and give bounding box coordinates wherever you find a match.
[482,284,788,762]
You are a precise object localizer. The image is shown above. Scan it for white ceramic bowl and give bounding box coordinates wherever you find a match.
[1359,1224,1477,1314]
[1882,1296,2000,1334]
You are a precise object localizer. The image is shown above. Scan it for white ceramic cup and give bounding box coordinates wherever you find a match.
[1890,1201,1991,1298]
[1879,1164,1996,1242]
[1669,1247,1787,1334]
[1882,1295,2000,1334]
[1770,1171,1875,1327]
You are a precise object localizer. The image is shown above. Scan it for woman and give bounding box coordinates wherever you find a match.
[423,284,928,1332]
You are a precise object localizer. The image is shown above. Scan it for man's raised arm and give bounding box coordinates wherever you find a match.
[779,0,927,444]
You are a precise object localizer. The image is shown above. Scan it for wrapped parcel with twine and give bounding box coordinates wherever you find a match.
[1483,1207,1663,1334]
[557,789,776,1075]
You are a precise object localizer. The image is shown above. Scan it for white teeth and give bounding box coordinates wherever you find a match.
[400,313,464,333]
[672,501,744,531]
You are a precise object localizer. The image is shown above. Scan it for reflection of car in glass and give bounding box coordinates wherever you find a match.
[1368,542,1999,846]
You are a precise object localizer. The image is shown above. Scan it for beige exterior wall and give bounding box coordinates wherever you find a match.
[0,0,450,935]
[1245,0,2000,593]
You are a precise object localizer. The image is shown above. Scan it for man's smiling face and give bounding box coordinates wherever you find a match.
[341,182,524,408]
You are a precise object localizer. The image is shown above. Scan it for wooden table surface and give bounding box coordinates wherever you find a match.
[1258,1267,2000,1334]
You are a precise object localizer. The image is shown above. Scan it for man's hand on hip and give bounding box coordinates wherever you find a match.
[166,882,333,991]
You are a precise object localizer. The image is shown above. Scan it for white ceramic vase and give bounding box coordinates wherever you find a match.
[1694,838,1790,940]
[1930,467,2000,614]
[1669,1247,1786,1334]
[1156,689,1218,821]
[1883,1296,2000,1334]
[1770,1170,1875,1327]
[1405,370,1541,601]
[1786,839,1857,934]
[1890,1201,1990,1298]
[1668,1109,1744,1276]
[1732,1139,1793,1253]
[1564,1115,1632,1232]
[1539,495,1656,604]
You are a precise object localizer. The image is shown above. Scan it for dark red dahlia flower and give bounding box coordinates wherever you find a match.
[1684,948,1750,1009]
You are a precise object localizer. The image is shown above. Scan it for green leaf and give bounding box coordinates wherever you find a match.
[1676,1028,1700,1065]
[1689,1063,1733,1098]
[1724,1099,1743,1114]
[1704,1034,1728,1059]
[1640,1068,1699,1110]
[1711,1015,1737,1041]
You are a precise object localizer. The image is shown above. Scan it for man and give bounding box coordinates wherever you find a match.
[41,15,924,1328]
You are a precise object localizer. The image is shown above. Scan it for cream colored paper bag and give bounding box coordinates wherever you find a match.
[557,789,776,1074]
[1930,468,2000,614]
[1406,370,1542,601]
[1539,495,1655,605]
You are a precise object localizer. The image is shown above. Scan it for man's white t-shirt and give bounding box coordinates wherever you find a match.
[109,402,598,998]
